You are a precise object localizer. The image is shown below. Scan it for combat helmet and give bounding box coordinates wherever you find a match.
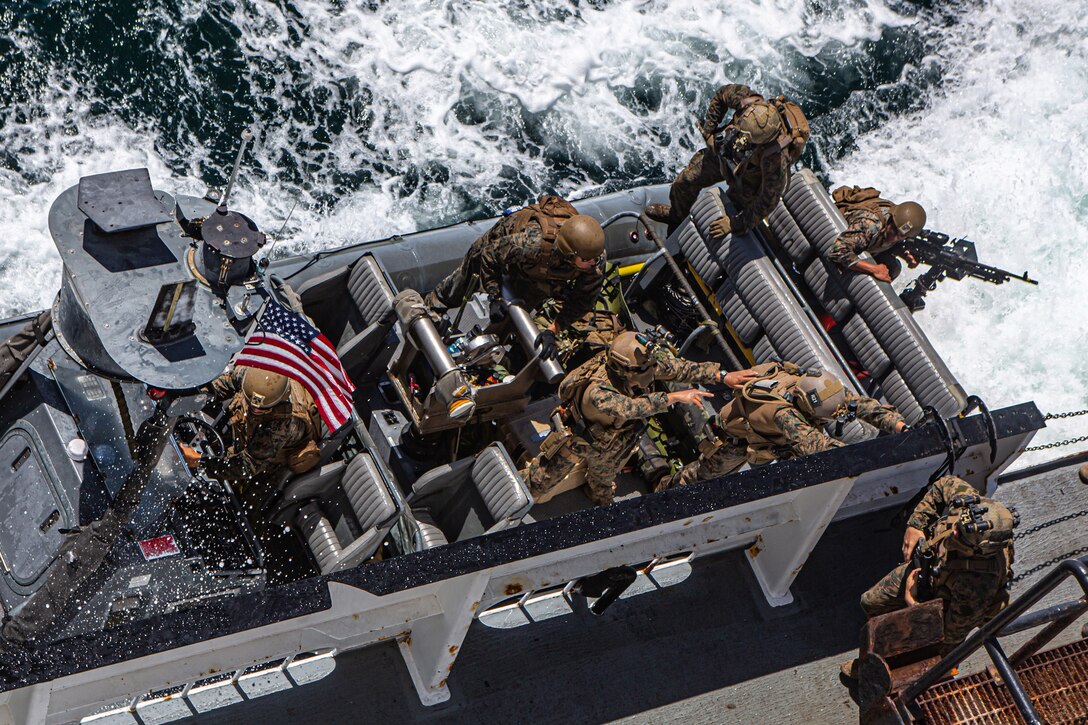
[890,201,927,238]
[733,102,783,147]
[241,368,291,410]
[607,331,655,388]
[952,499,1018,556]
[556,214,605,261]
[793,370,847,421]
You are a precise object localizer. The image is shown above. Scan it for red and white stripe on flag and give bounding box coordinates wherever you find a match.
[234,301,356,432]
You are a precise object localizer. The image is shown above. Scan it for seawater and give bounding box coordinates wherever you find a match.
[0,0,1082,465]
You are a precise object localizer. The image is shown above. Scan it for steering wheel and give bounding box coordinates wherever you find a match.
[175,415,227,459]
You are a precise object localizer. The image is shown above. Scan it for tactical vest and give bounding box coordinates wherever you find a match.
[831,185,899,255]
[719,361,809,464]
[226,379,320,466]
[559,353,643,447]
[923,500,1014,590]
[504,195,581,286]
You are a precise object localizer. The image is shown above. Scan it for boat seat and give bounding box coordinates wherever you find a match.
[289,452,400,573]
[675,187,872,445]
[773,169,967,420]
[407,443,531,546]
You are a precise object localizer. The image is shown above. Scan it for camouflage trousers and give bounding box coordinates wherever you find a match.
[861,561,1009,654]
[426,237,494,309]
[667,149,726,234]
[523,429,641,505]
[665,436,747,488]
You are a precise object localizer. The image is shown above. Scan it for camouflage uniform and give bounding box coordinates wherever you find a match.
[535,274,622,367]
[669,389,903,487]
[860,476,1013,653]
[828,188,903,278]
[524,346,721,505]
[427,208,604,328]
[207,369,322,490]
[666,84,791,235]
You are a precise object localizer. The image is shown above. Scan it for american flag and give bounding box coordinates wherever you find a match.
[235,301,355,432]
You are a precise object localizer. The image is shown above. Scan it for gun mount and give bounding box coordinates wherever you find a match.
[50,168,257,389]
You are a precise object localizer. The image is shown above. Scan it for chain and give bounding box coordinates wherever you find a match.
[1014,510,1088,539]
[1024,434,1088,452]
[1043,409,1088,420]
[1013,546,1088,583]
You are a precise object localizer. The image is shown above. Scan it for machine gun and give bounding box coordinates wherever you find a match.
[898,230,1038,311]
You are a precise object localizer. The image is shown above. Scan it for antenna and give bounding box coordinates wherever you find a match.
[219,127,254,211]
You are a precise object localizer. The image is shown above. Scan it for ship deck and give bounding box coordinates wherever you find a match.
[169,460,1088,725]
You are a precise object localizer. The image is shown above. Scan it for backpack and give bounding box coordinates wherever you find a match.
[831,185,894,216]
[769,96,810,165]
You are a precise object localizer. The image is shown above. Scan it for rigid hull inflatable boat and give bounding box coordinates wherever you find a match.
[0,166,1042,724]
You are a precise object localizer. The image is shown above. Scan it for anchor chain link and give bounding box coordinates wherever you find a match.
[1011,510,1088,583]
[1023,409,1088,451]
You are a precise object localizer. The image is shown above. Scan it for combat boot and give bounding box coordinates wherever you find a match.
[644,204,671,224]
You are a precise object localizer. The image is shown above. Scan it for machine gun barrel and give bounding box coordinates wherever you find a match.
[898,230,1038,311]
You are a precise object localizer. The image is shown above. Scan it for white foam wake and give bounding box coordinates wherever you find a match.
[830,0,1088,466]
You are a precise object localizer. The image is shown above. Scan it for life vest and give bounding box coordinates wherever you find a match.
[504,195,581,285]
[719,361,811,464]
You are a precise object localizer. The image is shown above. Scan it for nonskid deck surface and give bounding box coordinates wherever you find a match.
[163,464,1088,725]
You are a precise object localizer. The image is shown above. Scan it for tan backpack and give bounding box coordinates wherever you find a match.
[831,185,894,216]
[769,96,810,165]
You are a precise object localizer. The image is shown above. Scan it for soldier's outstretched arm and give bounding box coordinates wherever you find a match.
[847,391,907,434]
[585,382,673,422]
[827,213,883,269]
[774,407,842,456]
[652,347,722,386]
[702,83,756,134]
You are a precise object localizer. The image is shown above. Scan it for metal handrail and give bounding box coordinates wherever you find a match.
[898,555,1088,721]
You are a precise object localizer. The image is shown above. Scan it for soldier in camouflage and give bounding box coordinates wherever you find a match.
[425,197,606,351]
[179,367,322,492]
[828,185,928,283]
[646,84,801,237]
[665,362,907,488]
[522,331,756,505]
[860,475,1016,654]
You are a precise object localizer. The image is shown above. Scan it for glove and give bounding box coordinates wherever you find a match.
[488,297,509,324]
[534,329,559,361]
[709,216,732,240]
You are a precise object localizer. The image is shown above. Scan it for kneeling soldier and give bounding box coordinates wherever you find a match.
[522,332,755,505]
[828,185,927,283]
[854,475,1016,666]
[666,361,907,488]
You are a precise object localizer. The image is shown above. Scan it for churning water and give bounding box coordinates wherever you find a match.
[0,0,1083,464]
